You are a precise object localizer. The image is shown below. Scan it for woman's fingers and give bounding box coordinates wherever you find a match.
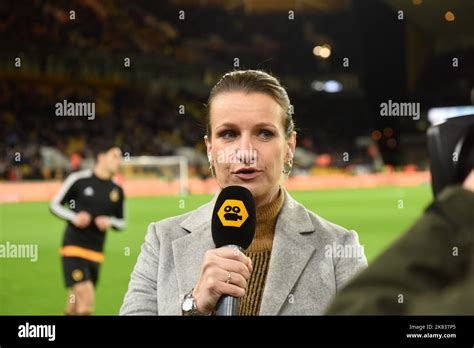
[212,257,251,280]
[213,247,253,273]
[219,282,246,298]
[215,267,248,290]
[195,248,253,313]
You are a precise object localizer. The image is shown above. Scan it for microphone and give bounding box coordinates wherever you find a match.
[211,185,256,316]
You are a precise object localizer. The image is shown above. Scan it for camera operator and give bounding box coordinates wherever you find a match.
[326,170,474,315]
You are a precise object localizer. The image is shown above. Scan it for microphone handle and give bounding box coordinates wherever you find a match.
[215,294,240,316]
[215,244,244,316]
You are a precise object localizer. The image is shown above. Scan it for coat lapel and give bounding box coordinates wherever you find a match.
[172,193,219,301]
[259,190,316,315]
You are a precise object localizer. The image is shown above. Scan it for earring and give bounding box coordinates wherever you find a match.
[283,148,293,175]
[209,164,216,177]
[282,158,293,175]
[208,153,215,177]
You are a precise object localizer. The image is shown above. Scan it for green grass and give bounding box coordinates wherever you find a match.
[0,185,432,315]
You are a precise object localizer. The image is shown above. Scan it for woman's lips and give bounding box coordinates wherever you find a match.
[233,170,262,180]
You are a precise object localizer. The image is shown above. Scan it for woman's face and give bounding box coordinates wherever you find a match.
[205,91,296,206]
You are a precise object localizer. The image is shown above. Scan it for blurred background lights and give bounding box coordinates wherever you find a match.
[383,127,394,137]
[313,43,331,59]
[371,130,382,141]
[311,80,343,93]
[445,11,455,22]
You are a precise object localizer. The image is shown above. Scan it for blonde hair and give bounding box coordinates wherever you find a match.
[206,70,295,139]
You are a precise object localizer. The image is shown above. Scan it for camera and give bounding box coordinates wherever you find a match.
[427,111,474,196]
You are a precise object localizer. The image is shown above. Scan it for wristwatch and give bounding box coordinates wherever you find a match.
[182,288,205,316]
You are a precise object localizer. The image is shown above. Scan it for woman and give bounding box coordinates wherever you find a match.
[120,70,367,315]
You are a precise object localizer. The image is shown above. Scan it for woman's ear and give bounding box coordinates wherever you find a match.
[204,135,212,157]
[286,131,297,160]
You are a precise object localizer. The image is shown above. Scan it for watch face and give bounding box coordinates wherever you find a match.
[183,297,194,312]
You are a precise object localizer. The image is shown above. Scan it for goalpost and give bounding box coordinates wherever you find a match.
[121,156,189,195]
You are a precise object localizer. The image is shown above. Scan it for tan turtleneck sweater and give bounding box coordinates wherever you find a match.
[238,188,285,316]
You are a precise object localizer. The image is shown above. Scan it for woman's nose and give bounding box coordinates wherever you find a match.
[235,134,256,164]
[237,134,252,151]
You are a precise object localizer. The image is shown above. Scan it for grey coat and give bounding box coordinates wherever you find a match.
[120,189,367,315]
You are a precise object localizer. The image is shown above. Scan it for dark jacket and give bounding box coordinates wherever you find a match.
[326,185,474,315]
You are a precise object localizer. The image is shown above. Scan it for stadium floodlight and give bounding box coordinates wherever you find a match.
[121,156,189,195]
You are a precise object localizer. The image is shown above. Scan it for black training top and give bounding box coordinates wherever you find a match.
[50,169,126,252]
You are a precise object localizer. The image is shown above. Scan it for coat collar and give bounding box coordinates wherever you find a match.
[172,188,316,315]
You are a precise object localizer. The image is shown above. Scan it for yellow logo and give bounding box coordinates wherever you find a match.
[109,188,119,202]
[72,269,84,282]
[217,199,248,227]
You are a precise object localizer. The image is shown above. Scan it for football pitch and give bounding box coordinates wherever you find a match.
[0,185,432,315]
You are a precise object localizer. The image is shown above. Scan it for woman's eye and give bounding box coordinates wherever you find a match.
[219,130,236,139]
[259,129,274,139]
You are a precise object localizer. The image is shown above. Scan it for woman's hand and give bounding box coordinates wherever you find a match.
[193,247,253,314]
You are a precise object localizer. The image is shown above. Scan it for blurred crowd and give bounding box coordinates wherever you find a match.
[1,0,472,180]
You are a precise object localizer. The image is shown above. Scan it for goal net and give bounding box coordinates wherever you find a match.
[121,156,189,195]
